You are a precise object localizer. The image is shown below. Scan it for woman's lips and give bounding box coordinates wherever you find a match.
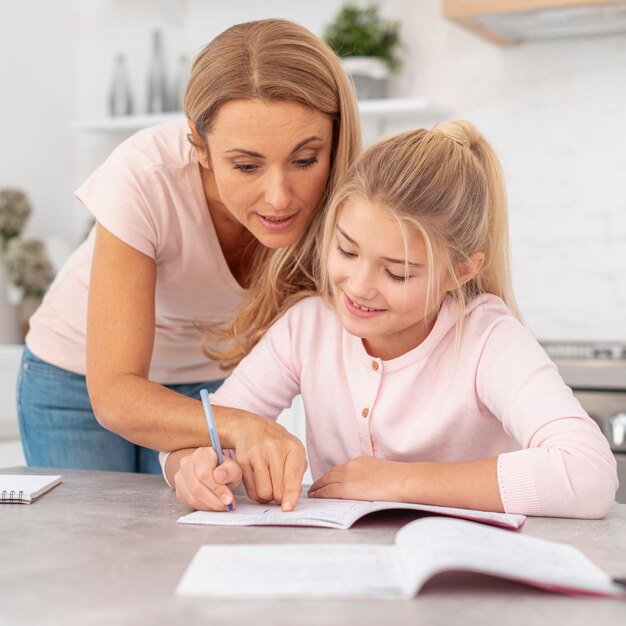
[256,212,297,232]
[343,292,385,318]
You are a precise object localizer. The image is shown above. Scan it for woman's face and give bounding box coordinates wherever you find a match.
[197,99,334,249]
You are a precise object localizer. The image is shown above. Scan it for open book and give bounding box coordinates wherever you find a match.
[177,516,624,599]
[177,495,526,530]
[0,475,61,504]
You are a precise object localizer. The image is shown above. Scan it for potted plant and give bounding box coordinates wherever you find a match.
[324,3,402,99]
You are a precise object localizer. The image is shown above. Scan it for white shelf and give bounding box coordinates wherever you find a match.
[71,98,448,133]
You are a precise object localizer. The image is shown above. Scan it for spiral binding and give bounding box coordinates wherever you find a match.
[1,489,25,503]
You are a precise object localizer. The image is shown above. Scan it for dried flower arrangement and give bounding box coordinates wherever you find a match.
[0,188,32,245]
[0,187,55,317]
[3,237,54,298]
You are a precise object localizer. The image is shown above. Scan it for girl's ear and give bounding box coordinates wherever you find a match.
[187,119,211,170]
[456,252,485,287]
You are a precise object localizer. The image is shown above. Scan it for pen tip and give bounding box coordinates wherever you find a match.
[228,503,233,512]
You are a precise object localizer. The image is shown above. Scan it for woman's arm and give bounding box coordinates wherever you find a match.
[86,224,306,505]
[86,223,211,449]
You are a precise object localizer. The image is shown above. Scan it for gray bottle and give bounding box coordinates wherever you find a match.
[146,30,168,113]
[109,54,133,116]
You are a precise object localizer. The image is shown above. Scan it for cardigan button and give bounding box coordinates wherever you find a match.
[361,408,369,418]
[371,361,379,371]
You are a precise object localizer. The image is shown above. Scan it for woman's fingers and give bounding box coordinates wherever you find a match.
[281,447,307,511]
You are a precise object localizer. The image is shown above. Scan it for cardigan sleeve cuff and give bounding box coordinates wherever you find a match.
[159,451,173,488]
[497,451,543,515]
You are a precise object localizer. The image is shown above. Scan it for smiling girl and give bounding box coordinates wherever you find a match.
[164,121,617,518]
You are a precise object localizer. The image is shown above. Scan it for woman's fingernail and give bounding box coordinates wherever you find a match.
[282,500,292,511]
[221,493,232,505]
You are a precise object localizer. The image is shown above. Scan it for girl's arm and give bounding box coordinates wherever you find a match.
[312,319,617,519]
[86,224,305,504]
[309,455,503,511]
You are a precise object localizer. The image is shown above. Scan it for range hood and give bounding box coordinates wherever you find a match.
[443,0,626,45]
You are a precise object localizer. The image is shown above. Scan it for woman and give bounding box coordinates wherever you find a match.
[17,19,361,503]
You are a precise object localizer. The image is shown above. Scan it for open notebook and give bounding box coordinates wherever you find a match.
[0,475,61,504]
[177,516,624,599]
[177,495,526,530]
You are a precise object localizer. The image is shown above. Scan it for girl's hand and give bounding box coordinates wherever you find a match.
[173,447,242,511]
[308,455,409,502]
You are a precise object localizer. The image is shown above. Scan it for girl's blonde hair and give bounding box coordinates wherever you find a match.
[320,121,520,329]
[186,19,361,369]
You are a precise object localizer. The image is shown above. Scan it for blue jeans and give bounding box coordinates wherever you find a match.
[16,346,224,474]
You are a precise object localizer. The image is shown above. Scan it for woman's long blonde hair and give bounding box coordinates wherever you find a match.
[320,121,520,330]
[185,19,361,369]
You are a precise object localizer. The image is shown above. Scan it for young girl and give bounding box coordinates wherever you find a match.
[163,121,617,518]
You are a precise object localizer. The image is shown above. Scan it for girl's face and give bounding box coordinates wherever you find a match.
[327,197,450,360]
[195,98,334,249]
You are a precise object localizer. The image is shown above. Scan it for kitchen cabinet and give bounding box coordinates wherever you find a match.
[443,0,626,45]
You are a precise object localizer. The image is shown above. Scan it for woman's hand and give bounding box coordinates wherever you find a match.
[172,447,242,511]
[308,455,409,502]
[223,409,308,511]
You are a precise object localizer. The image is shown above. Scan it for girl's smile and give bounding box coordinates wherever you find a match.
[328,197,449,360]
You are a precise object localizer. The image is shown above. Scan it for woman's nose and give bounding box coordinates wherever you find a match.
[264,170,292,212]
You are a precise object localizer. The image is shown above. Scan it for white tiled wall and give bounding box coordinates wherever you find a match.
[387,1,626,341]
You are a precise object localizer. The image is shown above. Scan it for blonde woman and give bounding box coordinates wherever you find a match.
[165,123,616,518]
[18,18,360,507]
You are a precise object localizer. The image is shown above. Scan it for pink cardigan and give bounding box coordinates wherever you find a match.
[201,294,617,518]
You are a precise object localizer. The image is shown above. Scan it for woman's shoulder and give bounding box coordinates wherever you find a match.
[108,119,193,172]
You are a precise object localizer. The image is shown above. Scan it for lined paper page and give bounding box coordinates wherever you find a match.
[176,544,404,598]
[396,517,623,597]
[177,495,525,529]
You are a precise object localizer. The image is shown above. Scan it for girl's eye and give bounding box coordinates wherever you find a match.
[386,269,410,282]
[233,163,257,174]
[337,244,356,258]
[295,157,318,169]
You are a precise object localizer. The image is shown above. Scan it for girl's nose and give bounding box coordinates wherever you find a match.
[347,262,377,301]
[264,170,292,212]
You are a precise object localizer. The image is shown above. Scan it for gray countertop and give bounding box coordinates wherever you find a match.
[0,466,625,626]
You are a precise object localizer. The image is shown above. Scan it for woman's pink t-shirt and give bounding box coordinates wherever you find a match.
[26,120,245,384]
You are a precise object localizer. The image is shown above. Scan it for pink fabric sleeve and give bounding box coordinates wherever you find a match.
[158,452,173,488]
[75,143,161,259]
[477,319,617,518]
[209,302,305,418]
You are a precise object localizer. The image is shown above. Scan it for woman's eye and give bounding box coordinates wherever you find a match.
[337,244,356,258]
[386,269,410,282]
[295,158,318,169]
[233,163,257,174]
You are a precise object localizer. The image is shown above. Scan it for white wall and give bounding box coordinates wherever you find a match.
[1,0,625,341]
[386,0,626,340]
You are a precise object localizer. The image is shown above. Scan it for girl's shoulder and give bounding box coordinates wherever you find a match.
[279,295,339,331]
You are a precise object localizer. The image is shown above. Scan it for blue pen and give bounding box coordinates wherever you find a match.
[200,388,233,511]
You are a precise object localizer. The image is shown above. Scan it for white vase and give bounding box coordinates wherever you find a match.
[0,262,22,344]
[341,56,390,99]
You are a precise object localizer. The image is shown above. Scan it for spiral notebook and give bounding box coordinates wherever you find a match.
[0,475,61,504]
